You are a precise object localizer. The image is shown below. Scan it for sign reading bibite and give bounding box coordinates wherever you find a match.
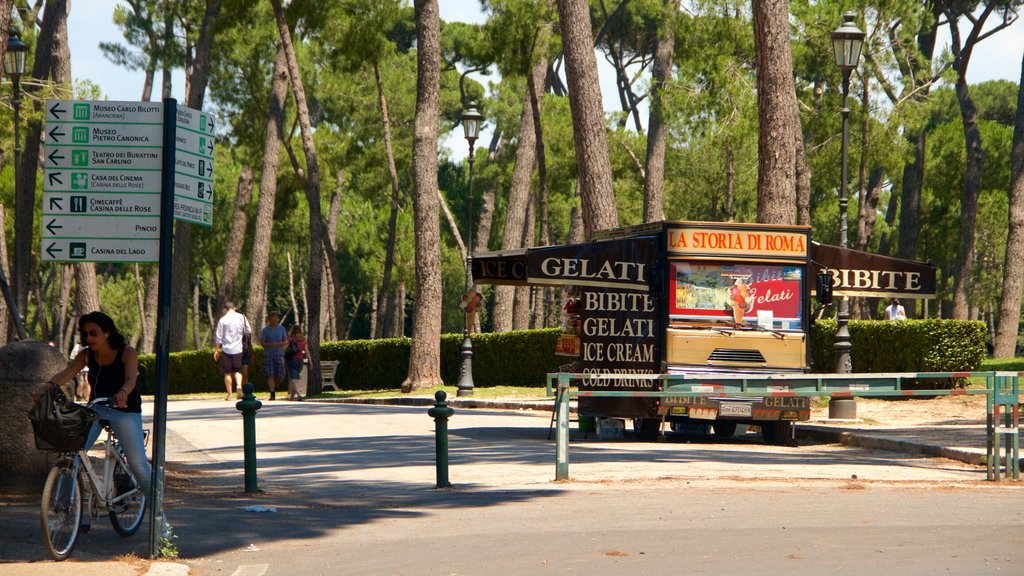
[41,99,216,262]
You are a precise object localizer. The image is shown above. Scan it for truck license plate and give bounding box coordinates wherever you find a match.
[719,402,752,417]
[689,407,718,420]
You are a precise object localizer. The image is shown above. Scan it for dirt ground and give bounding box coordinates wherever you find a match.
[809,394,998,426]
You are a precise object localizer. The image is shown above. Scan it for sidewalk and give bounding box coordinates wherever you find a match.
[330,394,1001,467]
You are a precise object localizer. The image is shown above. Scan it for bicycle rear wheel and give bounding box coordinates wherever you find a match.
[40,459,82,561]
[108,449,146,536]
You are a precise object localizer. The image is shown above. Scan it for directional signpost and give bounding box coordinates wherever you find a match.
[41,99,216,261]
[173,105,216,226]
[42,100,164,262]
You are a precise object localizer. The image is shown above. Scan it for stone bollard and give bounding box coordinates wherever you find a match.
[0,341,68,492]
[235,382,263,493]
[427,390,454,488]
[828,397,857,419]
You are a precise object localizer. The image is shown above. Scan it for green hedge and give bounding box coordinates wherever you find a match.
[140,322,987,393]
[811,318,987,386]
[139,329,563,393]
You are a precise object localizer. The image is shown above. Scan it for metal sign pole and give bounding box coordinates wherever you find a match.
[148,97,177,558]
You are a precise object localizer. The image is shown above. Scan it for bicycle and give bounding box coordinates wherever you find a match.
[39,397,147,561]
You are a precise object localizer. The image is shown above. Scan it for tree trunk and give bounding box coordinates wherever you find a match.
[557,0,617,238]
[15,0,67,335]
[474,133,504,255]
[402,0,444,392]
[724,139,735,221]
[170,0,222,350]
[0,205,11,344]
[752,0,798,225]
[287,250,298,322]
[794,106,811,226]
[245,43,288,330]
[493,68,542,332]
[856,167,885,251]
[374,60,404,340]
[949,80,984,319]
[893,130,924,258]
[642,0,677,223]
[133,264,150,351]
[73,266,101,315]
[327,171,346,340]
[530,55,554,327]
[993,53,1024,358]
[218,166,253,310]
[513,190,536,330]
[46,1,104,320]
[272,0,327,393]
[192,277,201,349]
[369,284,379,338]
[0,6,11,69]
[58,267,72,349]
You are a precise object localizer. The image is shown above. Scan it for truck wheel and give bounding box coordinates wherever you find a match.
[712,421,738,438]
[633,418,661,441]
[761,421,795,446]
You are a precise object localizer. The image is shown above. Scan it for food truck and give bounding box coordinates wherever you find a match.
[472,220,936,443]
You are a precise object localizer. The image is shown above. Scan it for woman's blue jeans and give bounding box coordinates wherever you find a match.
[85,405,152,498]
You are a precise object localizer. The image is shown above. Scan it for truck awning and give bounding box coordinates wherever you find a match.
[811,242,936,299]
[472,236,657,292]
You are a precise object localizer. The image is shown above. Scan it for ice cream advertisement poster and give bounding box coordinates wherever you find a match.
[669,262,803,326]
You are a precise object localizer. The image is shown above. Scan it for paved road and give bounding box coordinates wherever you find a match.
[1,399,1019,575]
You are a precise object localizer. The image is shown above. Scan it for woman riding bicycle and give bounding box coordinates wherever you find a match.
[34,311,164,534]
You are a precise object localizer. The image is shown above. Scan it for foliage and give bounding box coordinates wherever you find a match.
[140,329,563,392]
[8,1,1023,368]
[811,318,988,383]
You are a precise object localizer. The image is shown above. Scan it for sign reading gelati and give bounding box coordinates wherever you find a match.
[526,237,657,291]
[666,225,809,258]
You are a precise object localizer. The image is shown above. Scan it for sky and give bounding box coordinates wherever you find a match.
[63,0,1024,156]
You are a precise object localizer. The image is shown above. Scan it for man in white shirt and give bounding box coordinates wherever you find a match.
[214,301,250,399]
[886,298,907,321]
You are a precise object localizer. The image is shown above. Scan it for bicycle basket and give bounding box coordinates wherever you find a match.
[27,387,98,452]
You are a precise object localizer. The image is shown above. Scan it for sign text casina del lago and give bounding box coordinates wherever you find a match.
[42,100,216,263]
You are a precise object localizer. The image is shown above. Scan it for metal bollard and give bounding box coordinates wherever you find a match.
[235,382,263,493]
[427,390,454,488]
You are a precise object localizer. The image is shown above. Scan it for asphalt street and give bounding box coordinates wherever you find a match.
[0,399,1020,575]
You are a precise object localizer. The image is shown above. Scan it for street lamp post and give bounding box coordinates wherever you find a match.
[4,28,28,340]
[457,104,483,397]
[831,12,864,376]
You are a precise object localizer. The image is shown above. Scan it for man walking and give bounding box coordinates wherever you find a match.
[214,302,250,400]
[886,298,907,321]
[260,311,288,400]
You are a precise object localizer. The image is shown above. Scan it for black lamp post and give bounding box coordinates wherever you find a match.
[831,12,864,375]
[4,28,28,340]
[457,104,483,397]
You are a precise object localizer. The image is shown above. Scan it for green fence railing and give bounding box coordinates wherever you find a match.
[547,371,1021,482]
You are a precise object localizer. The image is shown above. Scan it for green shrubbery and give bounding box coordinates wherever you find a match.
[139,328,563,393]
[140,321,987,394]
[811,318,987,386]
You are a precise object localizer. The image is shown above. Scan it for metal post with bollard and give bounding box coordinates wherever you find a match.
[235,382,263,493]
[427,390,454,488]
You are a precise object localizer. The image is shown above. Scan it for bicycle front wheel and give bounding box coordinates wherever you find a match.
[108,451,146,536]
[40,459,82,561]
